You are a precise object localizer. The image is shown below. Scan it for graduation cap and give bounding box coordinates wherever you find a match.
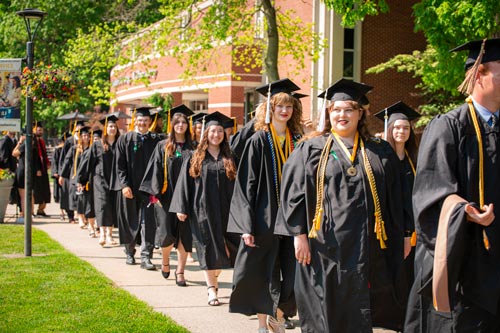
[200,111,232,138]
[135,107,153,117]
[170,104,194,118]
[451,37,500,70]
[99,115,119,137]
[92,129,103,138]
[373,101,421,140]
[291,92,308,99]
[316,79,374,131]
[359,95,370,107]
[451,37,500,94]
[255,78,301,124]
[79,126,91,134]
[223,117,237,134]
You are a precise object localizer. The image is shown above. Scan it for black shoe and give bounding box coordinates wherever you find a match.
[140,258,156,270]
[161,264,170,279]
[126,255,136,265]
[284,317,295,330]
[36,211,48,217]
[175,271,187,287]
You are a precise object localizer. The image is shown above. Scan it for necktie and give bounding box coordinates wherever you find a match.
[488,114,497,128]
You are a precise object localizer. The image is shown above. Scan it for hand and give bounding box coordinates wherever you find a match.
[58,177,64,186]
[465,203,494,227]
[241,233,256,247]
[122,186,133,199]
[294,234,311,265]
[36,170,42,177]
[54,173,59,178]
[19,136,25,144]
[176,213,187,221]
[77,183,84,192]
[404,237,411,259]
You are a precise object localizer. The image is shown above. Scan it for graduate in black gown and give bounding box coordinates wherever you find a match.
[58,120,86,224]
[275,79,405,332]
[52,132,69,221]
[78,115,120,246]
[32,121,51,216]
[227,78,304,333]
[405,38,500,332]
[61,126,95,233]
[12,131,27,222]
[0,131,18,207]
[111,107,161,269]
[374,101,421,328]
[169,111,239,306]
[140,105,194,285]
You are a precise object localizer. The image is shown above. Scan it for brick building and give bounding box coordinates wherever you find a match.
[110,0,426,133]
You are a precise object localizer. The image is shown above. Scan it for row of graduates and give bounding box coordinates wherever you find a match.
[53,76,421,332]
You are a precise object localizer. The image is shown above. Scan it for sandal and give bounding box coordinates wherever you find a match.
[207,286,220,306]
[161,263,170,279]
[175,271,187,287]
[98,235,106,246]
[105,236,118,246]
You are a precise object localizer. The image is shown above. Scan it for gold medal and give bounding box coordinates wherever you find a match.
[347,166,357,177]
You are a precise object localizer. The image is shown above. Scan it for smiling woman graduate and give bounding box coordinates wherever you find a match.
[274,79,406,332]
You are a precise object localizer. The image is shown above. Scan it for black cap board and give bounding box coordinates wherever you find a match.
[203,111,232,128]
[450,37,500,70]
[79,126,91,134]
[92,129,103,137]
[190,112,208,125]
[318,79,373,102]
[99,114,119,125]
[170,104,194,118]
[33,120,43,128]
[135,107,153,118]
[374,101,421,124]
[291,92,308,99]
[255,78,301,97]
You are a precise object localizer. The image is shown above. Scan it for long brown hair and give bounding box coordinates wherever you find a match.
[189,124,236,180]
[385,119,419,164]
[102,121,120,152]
[165,113,193,157]
[253,92,304,135]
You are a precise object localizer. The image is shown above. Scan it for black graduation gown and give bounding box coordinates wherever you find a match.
[78,140,117,227]
[274,134,405,333]
[58,136,76,211]
[14,143,27,189]
[139,139,194,248]
[110,131,160,245]
[76,147,94,217]
[227,130,299,317]
[61,145,90,213]
[405,104,500,332]
[51,146,62,203]
[0,135,17,171]
[33,137,51,204]
[169,152,238,271]
[229,118,255,165]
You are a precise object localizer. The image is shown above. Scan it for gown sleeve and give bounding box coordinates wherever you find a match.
[227,133,262,235]
[114,134,130,189]
[139,141,165,197]
[168,155,193,215]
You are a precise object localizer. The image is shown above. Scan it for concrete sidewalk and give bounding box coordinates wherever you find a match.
[4,201,392,333]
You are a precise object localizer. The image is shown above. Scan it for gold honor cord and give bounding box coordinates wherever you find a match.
[360,139,388,249]
[466,97,490,250]
[269,123,291,180]
[73,129,81,177]
[331,131,360,177]
[405,150,418,246]
[162,147,168,194]
[308,135,334,239]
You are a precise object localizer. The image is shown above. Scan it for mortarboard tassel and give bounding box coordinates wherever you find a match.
[265,83,272,124]
[149,113,158,132]
[458,38,486,96]
[200,115,206,139]
[128,108,136,132]
[167,109,171,133]
[103,117,108,137]
[232,117,237,134]
[383,108,388,140]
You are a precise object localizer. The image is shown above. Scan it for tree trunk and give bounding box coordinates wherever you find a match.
[261,0,279,81]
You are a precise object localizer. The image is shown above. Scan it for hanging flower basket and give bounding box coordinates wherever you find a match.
[21,63,81,103]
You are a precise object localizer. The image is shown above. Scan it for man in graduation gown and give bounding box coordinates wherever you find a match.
[33,122,51,216]
[111,107,161,269]
[405,38,500,331]
[58,120,85,223]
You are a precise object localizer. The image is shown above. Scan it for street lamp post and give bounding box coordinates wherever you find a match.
[16,8,47,257]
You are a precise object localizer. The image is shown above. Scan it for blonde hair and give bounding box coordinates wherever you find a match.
[253,92,303,135]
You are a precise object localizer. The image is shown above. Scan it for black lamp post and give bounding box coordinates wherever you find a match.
[16,8,47,257]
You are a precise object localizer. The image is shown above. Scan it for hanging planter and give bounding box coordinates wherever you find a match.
[21,63,81,103]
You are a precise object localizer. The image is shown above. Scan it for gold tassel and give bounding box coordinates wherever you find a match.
[232,117,237,134]
[71,120,77,135]
[458,39,486,95]
[128,108,136,131]
[103,117,108,137]
[85,182,89,191]
[149,113,158,132]
[167,109,171,133]
[411,231,417,247]
[161,146,168,194]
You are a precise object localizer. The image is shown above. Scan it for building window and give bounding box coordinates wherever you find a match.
[343,28,355,79]
[254,0,264,39]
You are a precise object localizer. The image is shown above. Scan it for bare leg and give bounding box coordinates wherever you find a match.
[175,241,188,285]
[161,244,173,278]
[204,270,220,306]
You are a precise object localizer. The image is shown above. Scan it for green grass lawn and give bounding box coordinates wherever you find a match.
[0,224,189,333]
